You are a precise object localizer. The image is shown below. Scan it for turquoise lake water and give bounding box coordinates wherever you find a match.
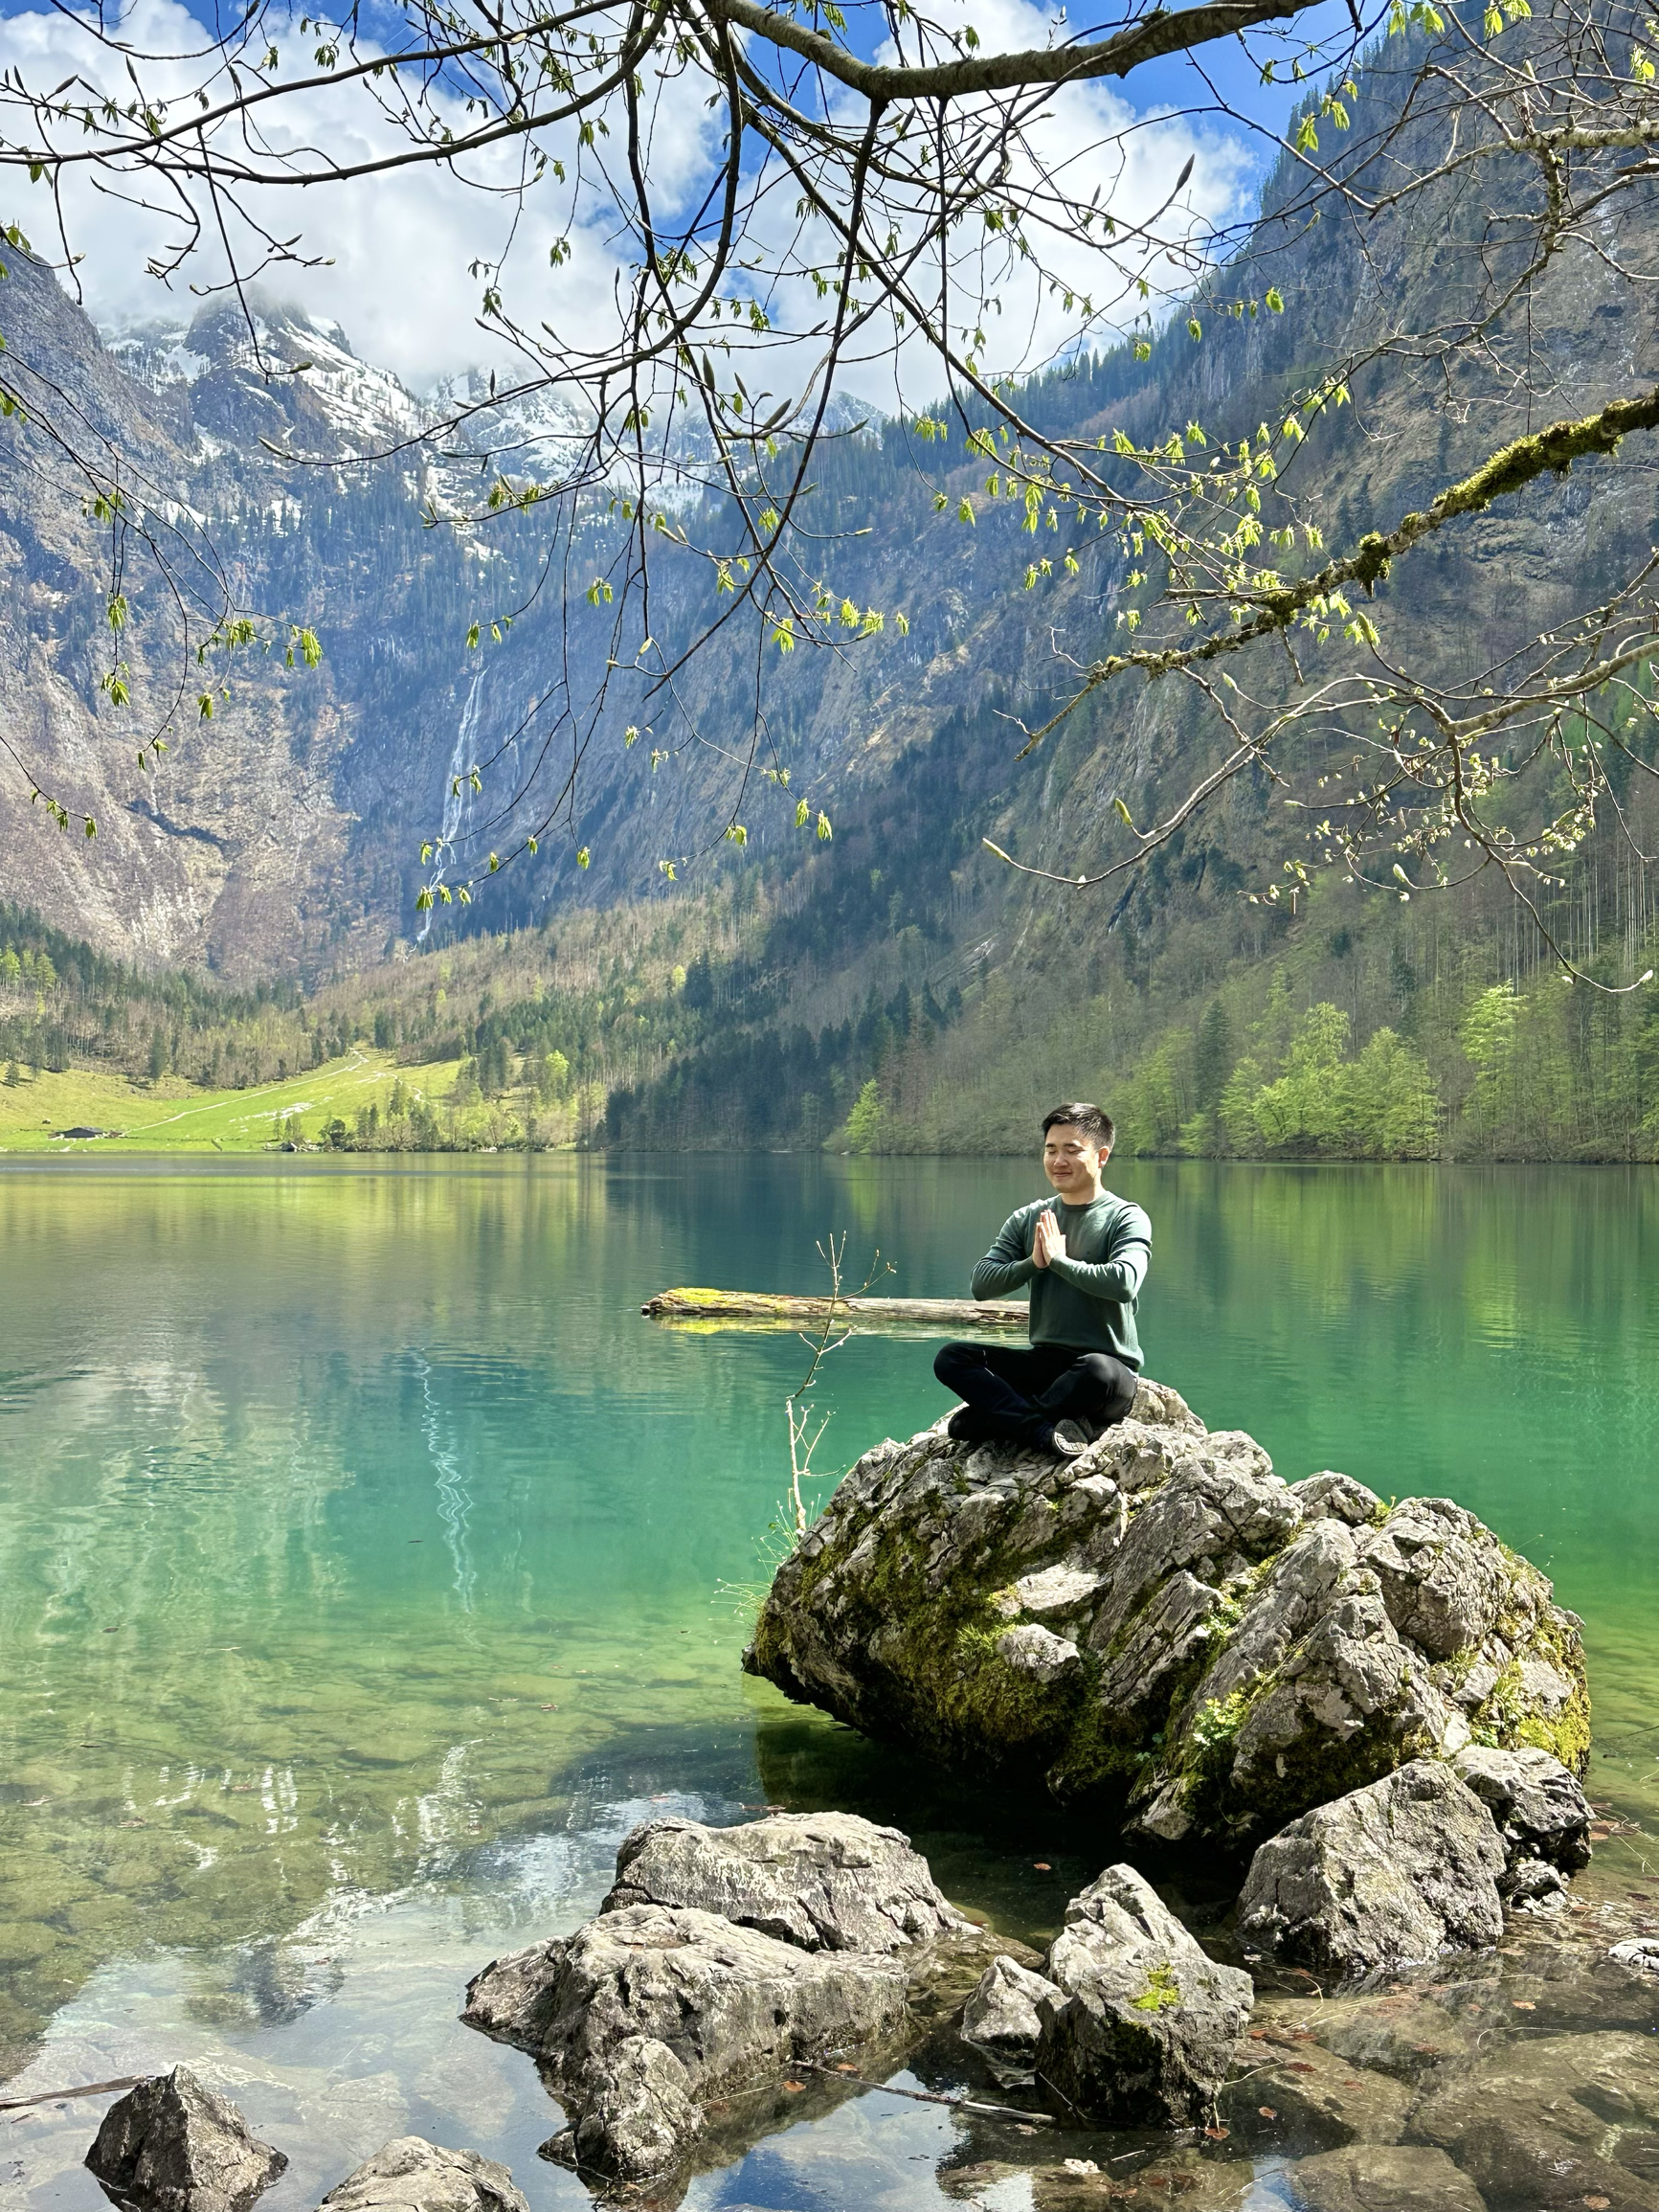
[1,1156,1656,2210]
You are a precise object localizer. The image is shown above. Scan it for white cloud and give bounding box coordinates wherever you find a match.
[0,0,1252,410]
[0,0,711,388]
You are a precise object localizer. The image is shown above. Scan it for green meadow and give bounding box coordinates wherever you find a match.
[0,1049,462,1153]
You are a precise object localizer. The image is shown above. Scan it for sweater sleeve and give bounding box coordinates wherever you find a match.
[970,1207,1038,1301]
[1045,1203,1151,1304]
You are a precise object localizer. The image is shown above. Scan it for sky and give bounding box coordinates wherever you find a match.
[0,0,1366,396]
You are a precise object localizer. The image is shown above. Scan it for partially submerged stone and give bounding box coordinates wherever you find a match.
[1219,2041,1412,2149]
[463,1904,908,2184]
[959,1952,1063,2084]
[601,1811,968,1952]
[1235,1760,1507,1976]
[313,2138,527,2212]
[745,1388,1587,1847]
[85,2067,287,2212]
[1032,1865,1252,2128]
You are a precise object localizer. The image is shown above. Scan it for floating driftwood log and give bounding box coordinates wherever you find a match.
[640,1287,1025,1333]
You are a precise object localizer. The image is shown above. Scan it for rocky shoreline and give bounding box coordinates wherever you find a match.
[71,1388,1653,2212]
[78,1800,1659,2212]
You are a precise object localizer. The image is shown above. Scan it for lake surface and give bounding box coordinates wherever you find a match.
[2,1157,1657,2211]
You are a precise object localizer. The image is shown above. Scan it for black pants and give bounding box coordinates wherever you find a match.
[933,1340,1137,1446]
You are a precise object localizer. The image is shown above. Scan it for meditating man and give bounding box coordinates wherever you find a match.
[934,1102,1150,1457]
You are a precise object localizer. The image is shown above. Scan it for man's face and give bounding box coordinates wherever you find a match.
[1043,1122,1105,1195]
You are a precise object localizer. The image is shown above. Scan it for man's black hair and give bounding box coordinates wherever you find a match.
[1042,1102,1114,1151]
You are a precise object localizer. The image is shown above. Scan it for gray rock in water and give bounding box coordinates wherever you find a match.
[1611,1936,1659,1974]
[85,2067,287,2212]
[1236,1760,1507,1976]
[1450,1744,1592,1881]
[1501,1857,1571,1911]
[545,2041,701,2191]
[960,1953,1064,2084]
[313,2139,527,2212]
[1031,1865,1252,2128]
[601,1811,968,1952]
[1281,2145,1485,2212]
[463,1904,908,2183]
[744,1387,1587,1847]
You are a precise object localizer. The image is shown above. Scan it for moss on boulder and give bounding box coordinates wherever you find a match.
[743,1384,1588,1848]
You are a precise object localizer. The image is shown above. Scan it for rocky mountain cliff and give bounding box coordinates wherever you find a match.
[5,23,1659,1109]
[0,245,917,982]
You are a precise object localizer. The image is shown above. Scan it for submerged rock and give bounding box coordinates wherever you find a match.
[313,2139,527,2212]
[464,1903,909,2184]
[1409,2029,1659,2210]
[1235,1759,1507,1975]
[940,2152,1258,2211]
[601,1811,968,1952]
[85,2067,287,2212]
[1281,2144,1485,2212]
[1219,2040,1412,2149]
[744,1388,1588,1845]
[1032,1865,1252,2128]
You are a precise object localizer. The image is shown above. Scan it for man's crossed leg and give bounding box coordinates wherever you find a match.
[933,1339,1137,1455]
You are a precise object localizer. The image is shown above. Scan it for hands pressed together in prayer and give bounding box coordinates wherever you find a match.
[1032,1208,1068,1271]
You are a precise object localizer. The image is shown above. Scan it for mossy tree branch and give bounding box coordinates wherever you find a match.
[1022,380,1659,751]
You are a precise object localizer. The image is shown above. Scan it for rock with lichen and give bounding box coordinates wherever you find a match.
[1031,1865,1253,2127]
[743,1384,1589,1846]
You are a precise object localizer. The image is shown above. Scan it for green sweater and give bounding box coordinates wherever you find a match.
[970,1190,1152,1368]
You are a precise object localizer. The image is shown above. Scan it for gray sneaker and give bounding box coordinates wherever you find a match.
[1049,1419,1090,1458]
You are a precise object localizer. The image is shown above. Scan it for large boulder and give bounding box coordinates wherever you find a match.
[85,2068,287,2212]
[601,1812,968,1952]
[744,1388,1588,1846]
[462,1904,909,2183]
[1235,1760,1507,1976]
[1031,1865,1252,2128]
[313,2139,527,2212]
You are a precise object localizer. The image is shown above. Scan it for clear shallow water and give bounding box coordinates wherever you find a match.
[2,1157,1658,2211]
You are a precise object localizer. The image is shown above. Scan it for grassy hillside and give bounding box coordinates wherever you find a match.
[0,1050,460,1154]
